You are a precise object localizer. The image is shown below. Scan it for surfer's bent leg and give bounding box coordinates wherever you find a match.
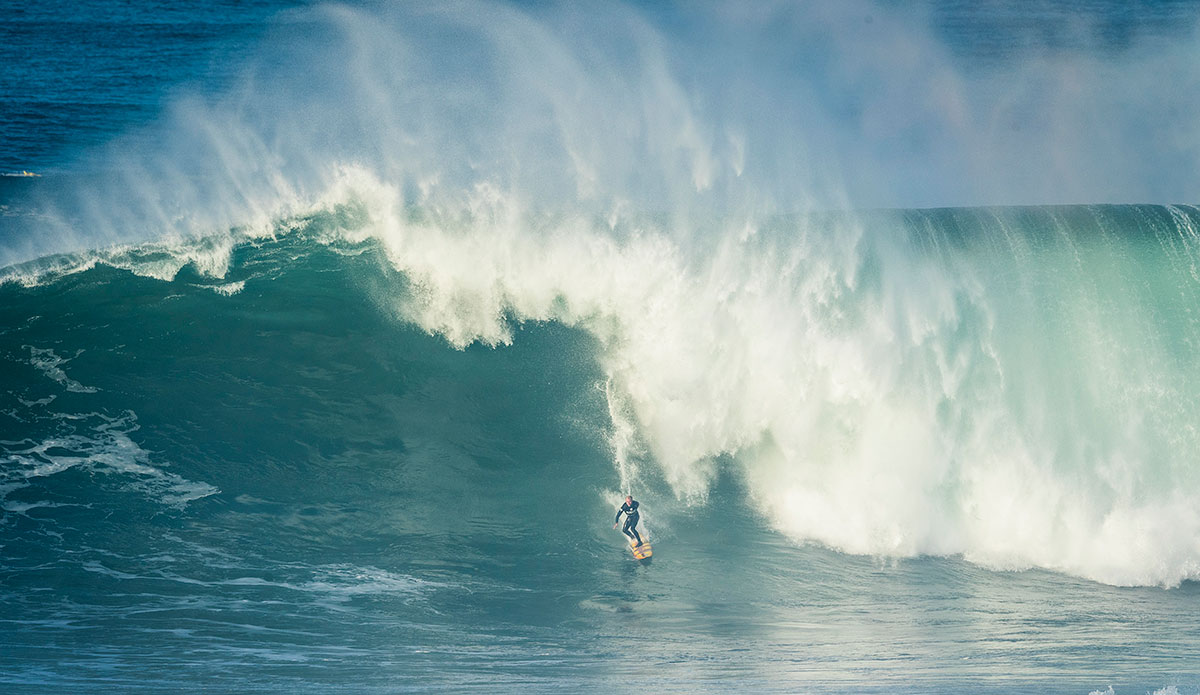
[623,517,642,545]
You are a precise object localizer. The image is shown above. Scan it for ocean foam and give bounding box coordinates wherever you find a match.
[26,347,98,393]
[0,410,218,510]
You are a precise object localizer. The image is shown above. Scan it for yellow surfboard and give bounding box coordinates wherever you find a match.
[629,537,652,560]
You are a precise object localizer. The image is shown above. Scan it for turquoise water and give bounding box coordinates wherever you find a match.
[5,2,1200,693]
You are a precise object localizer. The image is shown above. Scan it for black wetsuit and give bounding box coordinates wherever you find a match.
[615,500,642,545]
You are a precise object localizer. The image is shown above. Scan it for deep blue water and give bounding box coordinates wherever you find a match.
[5,2,1200,693]
[0,0,299,173]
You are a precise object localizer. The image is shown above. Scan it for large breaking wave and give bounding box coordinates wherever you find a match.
[5,1,1200,587]
[7,192,1200,587]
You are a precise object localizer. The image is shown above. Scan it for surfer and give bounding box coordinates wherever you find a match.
[613,495,643,546]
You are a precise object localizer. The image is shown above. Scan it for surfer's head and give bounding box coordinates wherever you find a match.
[625,495,632,503]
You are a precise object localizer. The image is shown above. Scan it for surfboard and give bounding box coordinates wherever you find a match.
[629,537,652,560]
